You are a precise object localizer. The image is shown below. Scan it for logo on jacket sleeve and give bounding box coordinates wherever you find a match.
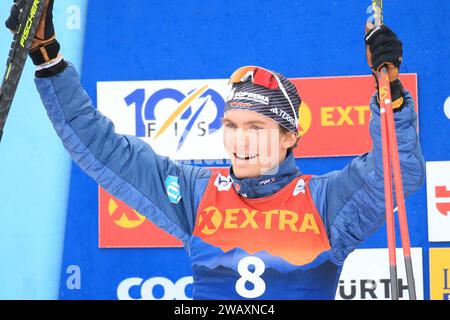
[165,175,181,204]
[214,173,233,191]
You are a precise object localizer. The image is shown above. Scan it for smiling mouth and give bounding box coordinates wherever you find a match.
[234,153,259,161]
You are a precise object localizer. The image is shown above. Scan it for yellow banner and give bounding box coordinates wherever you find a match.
[429,248,450,300]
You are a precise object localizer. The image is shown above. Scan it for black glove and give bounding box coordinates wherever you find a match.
[5,0,60,66]
[365,25,405,112]
[365,24,403,71]
[5,0,23,32]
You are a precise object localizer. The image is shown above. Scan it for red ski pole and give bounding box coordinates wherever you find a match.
[371,0,417,300]
[377,65,400,300]
[372,0,399,299]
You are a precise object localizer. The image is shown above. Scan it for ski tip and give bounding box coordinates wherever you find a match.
[0,129,3,143]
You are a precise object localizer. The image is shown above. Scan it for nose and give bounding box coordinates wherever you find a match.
[235,129,260,154]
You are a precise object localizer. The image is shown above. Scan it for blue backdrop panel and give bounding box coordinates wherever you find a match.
[59,0,450,299]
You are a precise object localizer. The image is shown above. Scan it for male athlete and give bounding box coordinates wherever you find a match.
[6,1,425,299]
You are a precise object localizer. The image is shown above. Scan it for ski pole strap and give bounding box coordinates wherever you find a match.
[375,78,405,112]
[29,35,61,66]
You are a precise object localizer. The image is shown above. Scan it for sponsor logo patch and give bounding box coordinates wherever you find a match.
[293,179,306,196]
[214,173,233,191]
[165,175,181,204]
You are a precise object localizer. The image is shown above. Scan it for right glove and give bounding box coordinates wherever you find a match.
[5,0,60,66]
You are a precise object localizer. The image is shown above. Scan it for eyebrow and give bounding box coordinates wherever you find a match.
[222,119,267,126]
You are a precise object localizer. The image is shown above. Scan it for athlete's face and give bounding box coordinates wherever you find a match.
[222,109,297,179]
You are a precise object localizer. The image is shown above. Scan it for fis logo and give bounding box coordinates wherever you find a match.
[124,86,224,151]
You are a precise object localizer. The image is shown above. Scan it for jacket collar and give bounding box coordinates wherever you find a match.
[229,151,301,198]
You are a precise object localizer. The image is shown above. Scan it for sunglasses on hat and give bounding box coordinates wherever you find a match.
[228,66,298,128]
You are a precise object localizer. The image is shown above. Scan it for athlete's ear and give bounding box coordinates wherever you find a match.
[281,130,297,150]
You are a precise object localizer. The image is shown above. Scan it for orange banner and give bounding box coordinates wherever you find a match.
[98,187,182,248]
[292,74,418,157]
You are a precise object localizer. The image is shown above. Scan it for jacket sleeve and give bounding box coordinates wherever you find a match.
[309,91,425,264]
[35,62,211,245]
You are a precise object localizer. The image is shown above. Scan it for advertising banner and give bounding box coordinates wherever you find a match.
[426,161,450,242]
[99,187,182,247]
[336,248,423,300]
[429,248,450,300]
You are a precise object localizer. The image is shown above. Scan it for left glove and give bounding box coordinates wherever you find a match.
[365,24,403,73]
[5,0,60,66]
[365,24,405,111]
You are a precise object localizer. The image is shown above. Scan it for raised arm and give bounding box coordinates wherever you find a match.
[309,25,425,263]
[35,64,211,244]
[5,0,211,245]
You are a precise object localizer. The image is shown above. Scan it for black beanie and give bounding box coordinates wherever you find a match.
[225,69,301,133]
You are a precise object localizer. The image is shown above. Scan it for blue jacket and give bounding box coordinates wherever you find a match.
[35,63,425,298]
